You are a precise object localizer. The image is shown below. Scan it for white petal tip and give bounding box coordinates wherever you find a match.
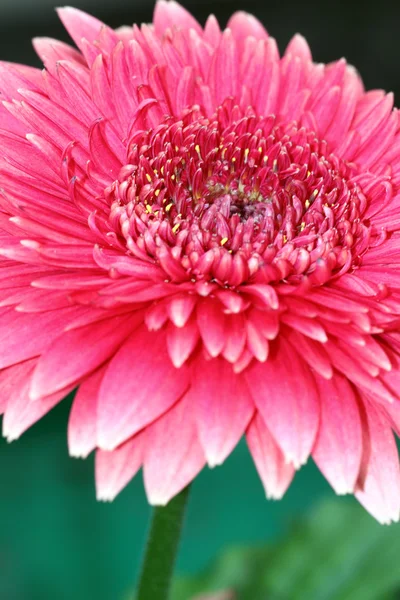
[265,490,285,501]
[97,439,118,452]
[147,494,171,507]
[69,447,92,459]
[96,491,114,502]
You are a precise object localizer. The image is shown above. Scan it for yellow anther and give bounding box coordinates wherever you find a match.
[305,199,310,209]
[145,204,152,213]
[300,222,306,231]
[146,173,152,183]
[283,234,288,243]
[272,159,278,172]
[258,147,263,153]
[220,237,228,246]
[171,174,175,181]
[161,166,164,175]
[312,189,319,199]
[307,170,311,177]
[165,203,173,212]
[154,189,160,197]
[232,157,236,162]
[172,223,180,234]
[153,169,158,175]
[244,148,250,162]
[263,155,268,162]
[175,145,179,152]
[195,144,202,158]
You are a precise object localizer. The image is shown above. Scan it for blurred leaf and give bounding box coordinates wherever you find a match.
[171,499,400,600]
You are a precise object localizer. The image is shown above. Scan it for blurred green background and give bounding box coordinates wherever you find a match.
[2,395,400,600]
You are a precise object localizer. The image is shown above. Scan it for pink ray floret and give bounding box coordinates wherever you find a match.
[0,1,400,522]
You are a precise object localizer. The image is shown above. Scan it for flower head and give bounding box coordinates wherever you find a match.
[1,1,400,523]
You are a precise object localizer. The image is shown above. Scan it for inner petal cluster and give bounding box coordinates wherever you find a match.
[104,101,370,288]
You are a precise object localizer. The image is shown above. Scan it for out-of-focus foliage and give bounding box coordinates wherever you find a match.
[172,500,400,600]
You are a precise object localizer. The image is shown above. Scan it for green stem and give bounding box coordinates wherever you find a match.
[136,486,191,600]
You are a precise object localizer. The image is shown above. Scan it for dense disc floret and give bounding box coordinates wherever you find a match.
[1,2,400,522]
[105,102,371,288]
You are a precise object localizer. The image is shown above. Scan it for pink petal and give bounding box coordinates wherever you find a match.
[222,314,247,363]
[143,396,205,505]
[56,7,116,57]
[227,12,268,48]
[95,431,145,501]
[167,293,197,327]
[312,374,363,494]
[153,1,203,37]
[285,34,312,61]
[3,378,74,441]
[32,37,86,73]
[68,365,107,458]
[190,356,254,466]
[197,299,226,357]
[166,318,200,368]
[0,358,36,415]
[30,313,142,400]
[245,338,320,467]
[97,326,190,450]
[355,400,400,524]
[246,412,295,499]
[0,305,85,369]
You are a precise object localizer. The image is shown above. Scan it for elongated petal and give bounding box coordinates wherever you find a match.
[312,374,363,494]
[355,400,400,524]
[95,431,145,501]
[97,327,190,450]
[143,396,205,505]
[247,412,295,499]
[190,356,254,466]
[68,365,106,458]
[245,339,320,467]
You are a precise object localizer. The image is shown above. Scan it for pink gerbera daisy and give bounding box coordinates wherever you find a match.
[1,1,400,524]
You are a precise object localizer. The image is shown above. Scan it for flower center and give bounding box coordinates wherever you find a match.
[105,101,370,287]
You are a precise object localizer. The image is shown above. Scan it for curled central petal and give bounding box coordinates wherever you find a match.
[105,102,370,287]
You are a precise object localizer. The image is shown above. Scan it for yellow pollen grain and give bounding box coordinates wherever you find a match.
[146,173,152,183]
[232,157,236,162]
[154,189,160,197]
[165,203,173,212]
[172,223,180,234]
[220,237,228,246]
[153,169,158,175]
